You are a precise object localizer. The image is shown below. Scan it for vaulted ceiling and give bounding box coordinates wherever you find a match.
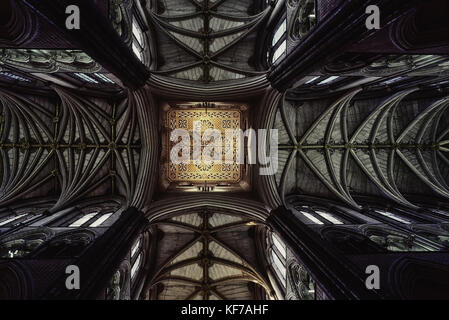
[0,87,147,210]
[151,0,269,83]
[148,208,270,300]
[2,0,449,301]
[275,87,449,209]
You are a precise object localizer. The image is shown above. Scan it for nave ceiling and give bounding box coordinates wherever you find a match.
[151,0,269,84]
[146,207,269,300]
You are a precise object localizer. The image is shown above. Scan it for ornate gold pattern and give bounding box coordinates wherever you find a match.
[167,108,242,183]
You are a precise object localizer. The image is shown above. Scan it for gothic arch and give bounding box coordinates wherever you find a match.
[35,229,96,258]
[389,257,449,299]
[289,0,316,41]
[361,225,437,252]
[320,226,385,254]
[0,260,33,299]
[286,261,315,300]
[0,227,54,258]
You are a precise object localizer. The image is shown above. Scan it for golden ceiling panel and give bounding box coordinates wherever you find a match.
[166,108,242,183]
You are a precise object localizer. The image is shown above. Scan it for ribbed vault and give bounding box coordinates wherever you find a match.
[0,87,144,210]
[275,89,449,209]
[151,0,269,83]
[148,207,270,300]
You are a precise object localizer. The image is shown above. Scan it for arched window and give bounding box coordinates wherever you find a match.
[315,210,343,225]
[0,211,43,228]
[270,18,287,64]
[89,212,114,228]
[304,75,341,86]
[108,0,150,65]
[130,237,143,281]
[295,206,344,225]
[69,212,99,227]
[72,73,116,85]
[68,211,114,228]
[132,16,146,63]
[73,72,99,84]
[268,232,287,289]
[373,209,412,224]
[0,213,31,227]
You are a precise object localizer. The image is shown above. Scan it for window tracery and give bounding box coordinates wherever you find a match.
[290,0,316,40]
[0,228,53,258]
[364,226,437,252]
[288,262,315,300]
[270,18,287,64]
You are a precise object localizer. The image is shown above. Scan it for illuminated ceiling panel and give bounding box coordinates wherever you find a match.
[166,108,242,184]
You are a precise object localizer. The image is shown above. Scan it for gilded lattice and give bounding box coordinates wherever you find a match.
[167,108,242,183]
